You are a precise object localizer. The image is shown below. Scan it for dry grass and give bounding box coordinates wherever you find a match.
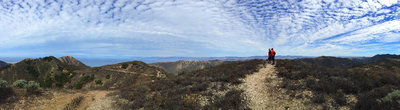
[64,96,84,110]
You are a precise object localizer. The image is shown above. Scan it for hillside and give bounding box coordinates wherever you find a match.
[276,56,400,109]
[72,61,167,90]
[149,60,228,74]
[354,54,400,64]
[1,55,400,109]
[114,59,266,109]
[0,56,166,90]
[0,56,81,86]
[0,60,8,68]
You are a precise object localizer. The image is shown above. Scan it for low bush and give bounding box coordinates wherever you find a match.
[74,82,84,89]
[74,74,95,89]
[41,74,54,88]
[356,86,398,110]
[0,79,13,103]
[55,73,71,88]
[27,66,39,78]
[376,89,400,109]
[0,78,7,88]
[81,74,94,83]
[121,63,129,69]
[42,56,57,62]
[13,80,27,88]
[95,80,102,85]
[106,74,110,79]
[25,81,41,95]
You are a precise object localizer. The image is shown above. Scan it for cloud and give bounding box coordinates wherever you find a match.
[0,0,399,57]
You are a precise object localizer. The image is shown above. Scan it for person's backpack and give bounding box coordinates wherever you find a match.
[272,50,276,56]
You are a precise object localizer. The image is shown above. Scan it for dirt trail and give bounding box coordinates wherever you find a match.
[7,90,115,110]
[240,64,310,110]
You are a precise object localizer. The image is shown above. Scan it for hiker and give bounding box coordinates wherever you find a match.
[267,48,272,64]
[271,48,276,65]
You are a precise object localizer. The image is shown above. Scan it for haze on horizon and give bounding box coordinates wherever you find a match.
[0,0,399,58]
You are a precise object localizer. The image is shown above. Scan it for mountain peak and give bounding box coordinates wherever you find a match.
[58,56,88,67]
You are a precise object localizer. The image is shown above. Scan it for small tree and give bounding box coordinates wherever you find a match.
[13,80,27,88]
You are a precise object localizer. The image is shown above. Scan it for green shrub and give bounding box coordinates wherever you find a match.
[55,73,70,88]
[81,74,94,83]
[95,80,102,85]
[41,74,54,88]
[376,89,400,109]
[42,56,56,62]
[0,78,7,88]
[25,81,41,95]
[27,66,39,77]
[74,82,84,89]
[0,79,13,103]
[74,74,95,89]
[13,80,27,88]
[121,63,129,69]
[356,86,397,110]
[106,74,110,79]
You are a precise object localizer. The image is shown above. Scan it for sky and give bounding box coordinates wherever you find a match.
[0,0,399,58]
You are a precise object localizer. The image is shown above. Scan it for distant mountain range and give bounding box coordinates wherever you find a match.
[0,60,8,68]
[0,55,314,67]
[150,60,230,74]
[0,54,392,68]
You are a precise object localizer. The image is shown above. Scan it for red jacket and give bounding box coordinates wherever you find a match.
[272,50,276,56]
[268,50,271,57]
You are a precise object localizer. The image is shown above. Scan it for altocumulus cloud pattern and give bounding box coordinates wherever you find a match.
[0,0,399,57]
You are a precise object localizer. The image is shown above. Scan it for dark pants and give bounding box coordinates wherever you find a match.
[272,56,275,64]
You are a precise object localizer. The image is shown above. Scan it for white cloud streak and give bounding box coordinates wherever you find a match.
[0,0,399,57]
